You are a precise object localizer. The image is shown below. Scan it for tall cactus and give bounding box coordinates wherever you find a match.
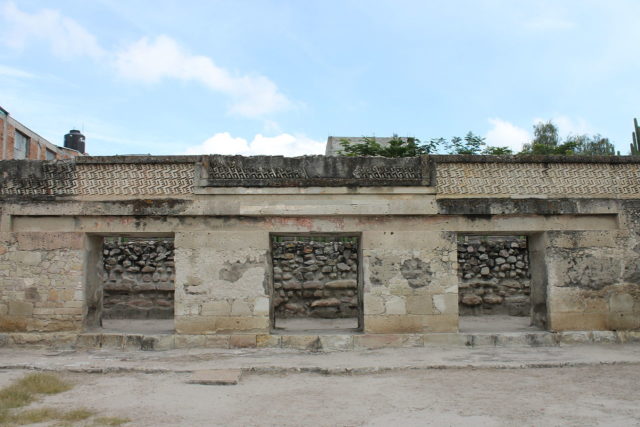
[632,118,640,155]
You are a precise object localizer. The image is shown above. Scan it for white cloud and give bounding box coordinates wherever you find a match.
[184,132,325,156]
[485,118,531,151]
[0,1,105,59]
[533,116,595,137]
[114,35,291,118]
[0,64,35,79]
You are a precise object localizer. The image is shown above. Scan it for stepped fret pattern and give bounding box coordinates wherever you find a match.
[437,162,640,196]
[77,164,194,195]
[0,163,77,196]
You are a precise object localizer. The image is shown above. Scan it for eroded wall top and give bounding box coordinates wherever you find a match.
[1,155,639,200]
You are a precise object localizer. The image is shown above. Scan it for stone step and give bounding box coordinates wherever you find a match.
[2,330,639,351]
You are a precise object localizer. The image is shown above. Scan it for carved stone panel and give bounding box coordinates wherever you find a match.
[198,155,427,187]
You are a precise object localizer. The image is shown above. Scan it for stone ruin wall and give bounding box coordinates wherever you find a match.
[102,239,175,319]
[458,237,531,316]
[272,239,359,319]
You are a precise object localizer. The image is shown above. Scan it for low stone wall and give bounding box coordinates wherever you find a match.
[272,239,359,319]
[458,237,531,316]
[102,239,175,319]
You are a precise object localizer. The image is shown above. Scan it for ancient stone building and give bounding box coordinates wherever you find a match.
[0,154,639,349]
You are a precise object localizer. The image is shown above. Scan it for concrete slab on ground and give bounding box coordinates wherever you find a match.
[187,369,242,385]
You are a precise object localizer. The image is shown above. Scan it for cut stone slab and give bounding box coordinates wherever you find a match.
[187,369,242,386]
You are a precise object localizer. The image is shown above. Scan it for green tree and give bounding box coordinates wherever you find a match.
[482,146,514,155]
[520,121,616,155]
[443,132,486,154]
[570,134,617,155]
[338,135,439,157]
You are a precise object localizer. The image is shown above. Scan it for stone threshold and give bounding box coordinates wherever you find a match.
[1,330,639,351]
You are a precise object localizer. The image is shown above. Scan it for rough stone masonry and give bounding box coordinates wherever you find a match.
[0,154,639,338]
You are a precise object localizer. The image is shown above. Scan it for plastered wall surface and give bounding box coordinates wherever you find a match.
[0,155,639,335]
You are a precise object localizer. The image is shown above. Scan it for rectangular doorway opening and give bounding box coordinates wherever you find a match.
[271,234,362,333]
[88,236,175,334]
[457,235,543,333]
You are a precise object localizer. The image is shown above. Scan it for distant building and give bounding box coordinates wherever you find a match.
[0,106,85,160]
[325,136,401,156]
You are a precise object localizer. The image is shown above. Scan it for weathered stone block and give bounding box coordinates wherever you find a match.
[364,295,384,315]
[201,301,231,316]
[405,295,433,315]
[549,312,608,331]
[257,334,281,348]
[384,296,406,315]
[8,301,33,316]
[175,334,206,348]
[364,315,424,334]
[421,314,458,333]
[231,300,252,316]
[319,335,353,351]
[204,335,230,348]
[353,334,423,349]
[229,334,257,348]
[609,293,635,312]
[281,335,321,351]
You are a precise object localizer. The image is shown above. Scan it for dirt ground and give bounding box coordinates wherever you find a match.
[1,365,639,426]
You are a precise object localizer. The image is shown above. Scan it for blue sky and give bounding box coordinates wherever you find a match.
[0,0,638,156]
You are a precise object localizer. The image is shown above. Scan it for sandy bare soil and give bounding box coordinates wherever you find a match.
[1,365,639,426]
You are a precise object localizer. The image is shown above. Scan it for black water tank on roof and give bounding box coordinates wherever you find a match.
[64,130,85,153]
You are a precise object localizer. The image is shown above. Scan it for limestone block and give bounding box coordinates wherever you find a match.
[609,293,635,312]
[281,335,321,350]
[229,334,257,348]
[432,294,458,315]
[319,335,354,351]
[8,301,33,316]
[549,312,608,331]
[384,296,406,315]
[176,231,269,250]
[590,330,619,343]
[176,316,269,334]
[557,331,591,345]
[16,232,84,250]
[363,295,384,315]
[204,334,230,348]
[231,300,252,316]
[175,335,206,349]
[423,333,468,346]
[405,295,433,315]
[101,334,124,349]
[421,314,458,333]
[15,251,41,266]
[253,297,270,316]
[608,312,640,330]
[353,334,423,349]
[257,334,281,348]
[363,315,424,334]
[201,300,231,316]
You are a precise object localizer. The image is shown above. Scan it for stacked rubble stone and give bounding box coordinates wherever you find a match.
[457,237,531,316]
[272,239,359,318]
[102,239,175,319]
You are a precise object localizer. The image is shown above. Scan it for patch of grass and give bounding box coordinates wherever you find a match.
[0,385,34,410]
[93,416,131,426]
[60,408,94,422]
[14,372,72,395]
[0,372,71,412]
[8,407,63,424]
[0,406,95,426]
